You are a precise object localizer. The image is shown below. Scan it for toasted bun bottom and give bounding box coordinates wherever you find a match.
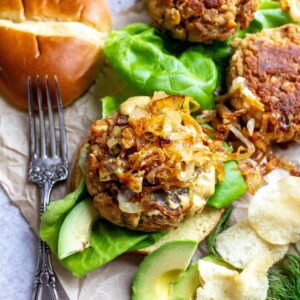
[136,207,222,254]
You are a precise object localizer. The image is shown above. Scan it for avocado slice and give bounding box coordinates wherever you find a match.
[132,241,198,300]
[171,262,200,300]
[58,199,99,260]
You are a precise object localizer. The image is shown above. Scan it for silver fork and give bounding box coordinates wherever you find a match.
[28,75,68,300]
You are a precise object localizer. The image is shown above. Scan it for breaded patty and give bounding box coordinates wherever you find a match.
[227,24,300,143]
[86,94,217,232]
[147,0,258,43]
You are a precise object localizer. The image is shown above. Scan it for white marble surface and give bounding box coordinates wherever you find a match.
[0,1,138,299]
[0,187,37,300]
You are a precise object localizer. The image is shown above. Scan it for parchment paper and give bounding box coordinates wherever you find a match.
[0,1,299,299]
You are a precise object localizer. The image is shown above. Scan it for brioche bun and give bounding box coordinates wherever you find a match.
[0,0,111,109]
[70,142,223,254]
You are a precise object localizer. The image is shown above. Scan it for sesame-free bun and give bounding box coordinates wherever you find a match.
[0,0,111,109]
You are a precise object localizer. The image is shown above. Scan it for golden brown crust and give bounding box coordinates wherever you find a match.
[0,0,111,109]
[147,0,258,43]
[0,0,112,31]
[228,24,300,143]
[0,26,104,109]
[0,0,25,20]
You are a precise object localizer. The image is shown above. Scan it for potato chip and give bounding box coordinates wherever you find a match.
[197,260,240,300]
[237,253,273,300]
[196,253,273,300]
[249,176,300,245]
[216,219,288,269]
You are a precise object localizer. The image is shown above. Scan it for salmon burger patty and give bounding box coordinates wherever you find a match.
[147,0,258,43]
[227,24,300,144]
[85,94,221,232]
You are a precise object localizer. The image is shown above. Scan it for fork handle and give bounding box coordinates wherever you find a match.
[32,240,59,300]
[33,183,59,300]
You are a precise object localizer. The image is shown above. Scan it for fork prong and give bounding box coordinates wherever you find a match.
[45,75,56,158]
[36,75,47,158]
[27,77,36,159]
[54,75,67,161]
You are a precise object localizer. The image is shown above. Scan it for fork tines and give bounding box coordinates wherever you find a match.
[27,75,67,161]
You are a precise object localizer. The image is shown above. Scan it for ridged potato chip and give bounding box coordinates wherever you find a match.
[249,176,300,245]
[216,219,288,269]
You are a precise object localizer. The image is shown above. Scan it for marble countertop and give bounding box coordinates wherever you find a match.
[0,1,137,299]
[0,187,37,300]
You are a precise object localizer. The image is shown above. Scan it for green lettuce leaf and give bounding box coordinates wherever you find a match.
[102,96,126,118]
[40,181,166,277]
[104,24,219,109]
[103,2,294,112]
[207,161,248,209]
[40,180,86,253]
[238,0,293,37]
[62,220,166,277]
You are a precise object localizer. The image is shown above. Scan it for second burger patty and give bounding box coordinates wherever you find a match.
[227,24,300,144]
[86,94,218,231]
[147,0,258,43]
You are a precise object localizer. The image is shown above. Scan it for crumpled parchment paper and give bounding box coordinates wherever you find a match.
[0,1,299,299]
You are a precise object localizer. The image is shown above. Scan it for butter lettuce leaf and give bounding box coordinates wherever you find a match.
[207,161,248,209]
[239,0,293,37]
[104,2,294,112]
[40,181,166,277]
[62,220,165,277]
[40,180,86,253]
[102,96,125,119]
[104,24,219,109]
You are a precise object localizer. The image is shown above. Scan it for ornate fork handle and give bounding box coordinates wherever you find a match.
[33,238,58,300]
[30,163,68,300]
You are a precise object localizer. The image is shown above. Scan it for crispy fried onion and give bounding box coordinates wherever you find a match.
[218,76,300,147]
[218,77,264,112]
[214,78,300,191]
[217,103,256,158]
[94,95,241,195]
[260,153,300,177]
[117,188,143,214]
[213,102,263,193]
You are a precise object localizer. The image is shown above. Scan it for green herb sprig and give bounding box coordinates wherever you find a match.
[267,246,300,300]
[206,207,233,258]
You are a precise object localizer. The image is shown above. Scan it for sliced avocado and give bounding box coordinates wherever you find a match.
[132,241,198,300]
[58,199,99,260]
[171,262,200,300]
